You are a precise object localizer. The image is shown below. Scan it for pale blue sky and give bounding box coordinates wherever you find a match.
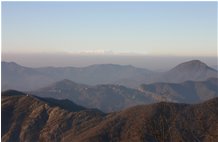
[2,2,217,56]
[2,2,218,69]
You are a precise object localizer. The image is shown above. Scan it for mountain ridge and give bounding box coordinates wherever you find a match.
[31,77,218,112]
[2,90,218,142]
[32,79,157,112]
[2,60,217,91]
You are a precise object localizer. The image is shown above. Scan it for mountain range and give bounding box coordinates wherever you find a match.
[31,79,156,112]
[31,78,218,112]
[2,90,218,142]
[2,60,217,91]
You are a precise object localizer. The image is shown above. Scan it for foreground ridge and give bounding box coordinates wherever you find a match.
[2,90,218,142]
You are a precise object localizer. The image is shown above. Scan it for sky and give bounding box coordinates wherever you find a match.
[2,2,217,69]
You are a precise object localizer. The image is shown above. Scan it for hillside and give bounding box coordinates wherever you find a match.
[72,98,218,142]
[139,78,218,103]
[2,90,218,142]
[1,90,105,142]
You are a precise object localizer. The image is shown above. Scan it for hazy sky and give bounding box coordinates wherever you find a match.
[2,2,217,69]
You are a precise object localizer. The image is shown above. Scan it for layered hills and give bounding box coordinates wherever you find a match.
[31,79,157,112]
[2,60,217,91]
[32,78,218,112]
[2,90,218,142]
[139,77,218,103]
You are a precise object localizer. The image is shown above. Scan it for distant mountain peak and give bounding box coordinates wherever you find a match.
[2,61,20,67]
[58,79,76,83]
[87,63,136,69]
[40,79,89,91]
[160,60,218,84]
[2,90,27,96]
[51,79,80,87]
[183,60,207,66]
[179,60,206,66]
[171,60,214,71]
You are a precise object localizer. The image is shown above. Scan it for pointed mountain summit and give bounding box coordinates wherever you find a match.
[45,79,88,89]
[170,60,215,72]
[162,60,217,83]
